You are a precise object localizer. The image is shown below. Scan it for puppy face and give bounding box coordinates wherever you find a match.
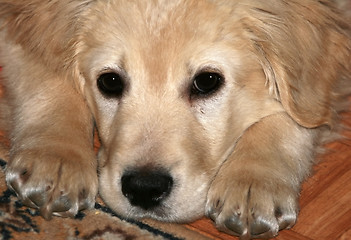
[77,0,284,221]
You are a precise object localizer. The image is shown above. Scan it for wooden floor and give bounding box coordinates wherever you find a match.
[186,111,351,240]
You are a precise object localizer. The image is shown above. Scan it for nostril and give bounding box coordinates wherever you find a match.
[121,170,173,210]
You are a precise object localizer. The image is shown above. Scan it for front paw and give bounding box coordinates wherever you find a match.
[206,175,298,239]
[5,149,98,219]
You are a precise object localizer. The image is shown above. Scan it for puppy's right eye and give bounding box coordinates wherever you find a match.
[97,72,124,97]
[191,71,223,97]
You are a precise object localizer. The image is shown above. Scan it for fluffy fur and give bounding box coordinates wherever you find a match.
[0,0,350,239]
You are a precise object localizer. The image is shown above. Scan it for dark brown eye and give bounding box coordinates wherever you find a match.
[192,72,223,95]
[97,72,124,97]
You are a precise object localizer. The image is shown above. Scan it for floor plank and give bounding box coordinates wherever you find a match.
[294,170,351,239]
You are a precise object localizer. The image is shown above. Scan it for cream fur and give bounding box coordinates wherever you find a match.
[0,0,350,239]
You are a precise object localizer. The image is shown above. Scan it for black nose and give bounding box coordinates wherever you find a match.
[121,170,173,210]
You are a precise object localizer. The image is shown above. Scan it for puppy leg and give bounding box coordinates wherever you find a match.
[206,113,317,239]
[4,63,97,219]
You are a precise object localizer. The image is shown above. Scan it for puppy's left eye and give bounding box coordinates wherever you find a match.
[192,72,223,96]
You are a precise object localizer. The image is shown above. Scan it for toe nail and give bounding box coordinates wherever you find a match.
[278,215,296,230]
[79,199,92,211]
[225,215,245,236]
[21,197,38,208]
[250,219,271,236]
[28,191,47,207]
[8,180,21,196]
[207,210,217,221]
[40,204,53,220]
[51,196,72,212]
[53,211,75,218]
[206,206,218,221]
[279,220,291,230]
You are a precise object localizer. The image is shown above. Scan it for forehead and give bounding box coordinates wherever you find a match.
[79,0,244,85]
[84,0,236,38]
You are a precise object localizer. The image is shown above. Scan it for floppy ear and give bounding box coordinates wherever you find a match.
[242,0,351,128]
[0,0,93,73]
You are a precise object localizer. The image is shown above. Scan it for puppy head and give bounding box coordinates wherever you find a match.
[75,0,350,222]
[78,0,250,221]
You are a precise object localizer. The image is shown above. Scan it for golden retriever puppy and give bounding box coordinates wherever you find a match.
[0,0,350,239]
